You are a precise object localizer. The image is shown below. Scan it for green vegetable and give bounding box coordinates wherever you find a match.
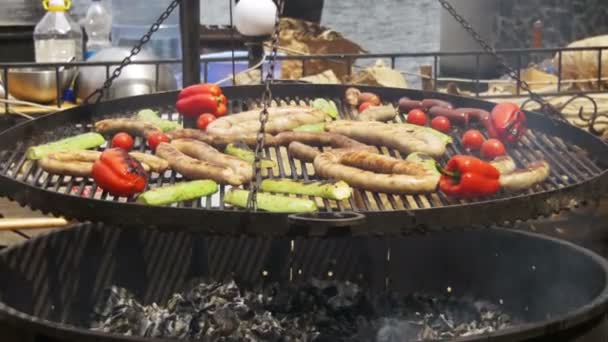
[224,189,317,213]
[260,179,352,201]
[406,152,439,175]
[293,123,326,133]
[399,123,453,144]
[225,142,276,168]
[26,133,105,160]
[312,98,338,119]
[137,180,218,206]
[137,109,181,132]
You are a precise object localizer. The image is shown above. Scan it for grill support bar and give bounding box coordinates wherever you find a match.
[180,0,201,128]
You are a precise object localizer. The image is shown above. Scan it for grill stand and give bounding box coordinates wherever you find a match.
[180,0,201,129]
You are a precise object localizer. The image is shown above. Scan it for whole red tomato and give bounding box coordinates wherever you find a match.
[358,102,375,113]
[462,130,485,151]
[430,116,451,132]
[197,113,216,130]
[111,132,134,151]
[481,139,506,159]
[147,131,170,151]
[407,109,427,126]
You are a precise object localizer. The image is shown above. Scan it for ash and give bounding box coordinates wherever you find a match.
[91,279,513,341]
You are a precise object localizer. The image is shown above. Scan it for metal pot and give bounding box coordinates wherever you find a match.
[7,67,77,103]
[76,47,178,101]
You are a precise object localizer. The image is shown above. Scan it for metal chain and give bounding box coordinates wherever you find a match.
[84,0,181,104]
[437,0,564,120]
[247,0,285,211]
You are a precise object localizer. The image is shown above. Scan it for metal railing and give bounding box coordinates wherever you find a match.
[0,45,606,115]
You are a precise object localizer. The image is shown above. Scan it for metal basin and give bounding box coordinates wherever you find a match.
[0,224,607,341]
[7,67,77,104]
[76,47,178,101]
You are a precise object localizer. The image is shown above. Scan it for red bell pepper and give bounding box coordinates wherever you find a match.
[178,83,223,99]
[436,155,500,198]
[176,83,225,118]
[486,102,526,145]
[92,148,147,197]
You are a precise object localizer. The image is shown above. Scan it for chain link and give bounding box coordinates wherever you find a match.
[246,0,285,211]
[437,0,564,120]
[84,0,181,104]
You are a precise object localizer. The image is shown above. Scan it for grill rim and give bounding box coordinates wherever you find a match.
[1,224,608,342]
[0,85,607,235]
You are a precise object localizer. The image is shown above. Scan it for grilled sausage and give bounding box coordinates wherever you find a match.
[339,150,428,176]
[275,131,372,149]
[171,139,252,182]
[326,120,447,157]
[499,161,550,192]
[38,158,94,177]
[287,141,321,162]
[398,97,424,112]
[128,152,169,173]
[421,98,453,110]
[428,106,470,125]
[168,129,277,148]
[277,131,378,162]
[287,141,377,163]
[357,105,397,122]
[206,106,326,136]
[155,143,244,186]
[490,156,517,175]
[94,118,160,137]
[313,151,439,194]
[45,150,101,162]
[42,150,167,173]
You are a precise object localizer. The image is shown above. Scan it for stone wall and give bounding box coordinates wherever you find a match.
[495,0,608,50]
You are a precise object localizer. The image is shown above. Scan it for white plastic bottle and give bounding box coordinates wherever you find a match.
[34,0,84,62]
[83,0,112,59]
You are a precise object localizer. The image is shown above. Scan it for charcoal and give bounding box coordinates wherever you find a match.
[91,280,515,341]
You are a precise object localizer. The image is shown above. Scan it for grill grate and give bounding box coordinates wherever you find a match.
[0,85,606,234]
[0,97,600,212]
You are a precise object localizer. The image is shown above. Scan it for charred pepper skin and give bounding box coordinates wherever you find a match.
[488,102,527,145]
[437,155,500,198]
[92,148,147,197]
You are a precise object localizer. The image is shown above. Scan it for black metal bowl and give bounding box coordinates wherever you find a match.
[0,84,607,235]
[0,223,607,341]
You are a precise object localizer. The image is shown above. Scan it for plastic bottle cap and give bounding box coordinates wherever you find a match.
[44,0,71,11]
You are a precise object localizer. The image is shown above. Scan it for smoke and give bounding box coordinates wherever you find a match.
[375,318,420,342]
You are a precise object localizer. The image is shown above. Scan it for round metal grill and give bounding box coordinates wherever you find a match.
[0,85,606,236]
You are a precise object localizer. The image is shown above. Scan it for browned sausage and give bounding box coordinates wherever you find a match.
[454,108,490,122]
[288,141,322,162]
[358,105,397,122]
[94,118,160,137]
[313,151,439,194]
[339,150,428,176]
[168,128,277,148]
[428,106,470,125]
[155,143,244,186]
[170,139,252,182]
[38,158,94,177]
[499,161,550,192]
[275,131,372,149]
[398,97,424,112]
[421,98,453,110]
[287,141,377,163]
